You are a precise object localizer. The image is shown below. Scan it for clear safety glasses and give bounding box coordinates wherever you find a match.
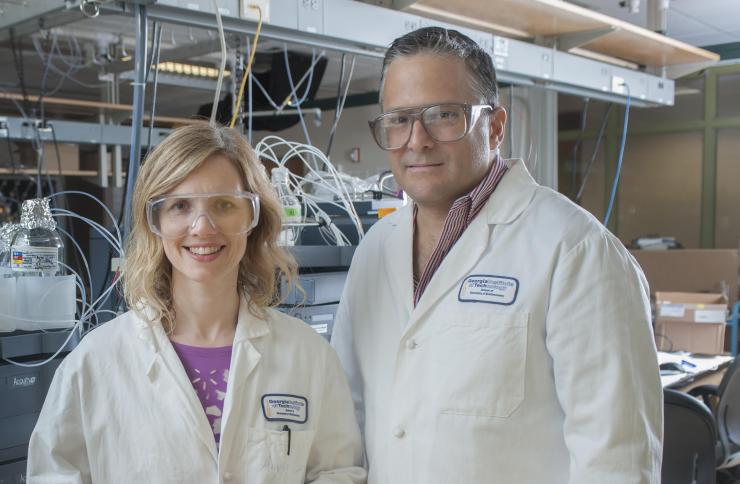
[146,192,260,239]
[369,103,494,151]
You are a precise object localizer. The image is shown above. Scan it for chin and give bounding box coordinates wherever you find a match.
[174,264,237,286]
[406,185,450,206]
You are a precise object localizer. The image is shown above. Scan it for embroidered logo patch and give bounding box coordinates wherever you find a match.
[261,394,308,423]
[458,275,519,305]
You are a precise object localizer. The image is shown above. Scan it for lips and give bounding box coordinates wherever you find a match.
[406,163,443,171]
[183,245,225,262]
[187,246,222,255]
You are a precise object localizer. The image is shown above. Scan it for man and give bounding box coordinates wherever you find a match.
[331,27,662,484]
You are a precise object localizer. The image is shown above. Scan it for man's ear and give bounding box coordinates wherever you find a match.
[488,106,507,151]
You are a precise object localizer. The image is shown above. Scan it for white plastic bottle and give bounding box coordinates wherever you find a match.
[271,167,302,246]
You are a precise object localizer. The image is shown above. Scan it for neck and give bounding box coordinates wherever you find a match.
[170,274,240,347]
[415,201,451,234]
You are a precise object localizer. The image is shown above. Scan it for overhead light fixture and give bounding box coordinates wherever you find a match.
[155,62,230,79]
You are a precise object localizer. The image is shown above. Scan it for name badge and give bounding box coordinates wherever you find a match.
[261,394,308,423]
[458,275,519,305]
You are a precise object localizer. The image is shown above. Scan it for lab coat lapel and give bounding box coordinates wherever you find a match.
[408,209,491,330]
[382,205,414,326]
[137,319,219,463]
[406,159,537,332]
[219,301,269,454]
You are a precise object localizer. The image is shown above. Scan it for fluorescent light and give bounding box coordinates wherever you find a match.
[155,62,230,78]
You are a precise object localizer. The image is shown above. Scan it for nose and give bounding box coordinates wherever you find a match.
[189,213,218,235]
[405,118,435,152]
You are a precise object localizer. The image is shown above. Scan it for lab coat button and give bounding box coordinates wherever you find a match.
[223,471,233,480]
[393,426,406,438]
[406,339,417,350]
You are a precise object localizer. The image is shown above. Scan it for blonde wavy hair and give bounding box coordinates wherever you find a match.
[123,122,297,333]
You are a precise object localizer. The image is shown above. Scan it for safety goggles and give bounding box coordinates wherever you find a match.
[146,191,260,239]
[369,103,493,151]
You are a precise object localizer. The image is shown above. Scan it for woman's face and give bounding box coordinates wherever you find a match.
[160,155,249,289]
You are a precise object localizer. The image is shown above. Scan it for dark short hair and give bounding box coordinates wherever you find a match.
[380,27,499,108]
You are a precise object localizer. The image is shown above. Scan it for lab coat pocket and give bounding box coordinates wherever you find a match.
[430,310,528,418]
[245,427,316,484]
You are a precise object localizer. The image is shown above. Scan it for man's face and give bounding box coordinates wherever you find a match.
[381,54,505,211]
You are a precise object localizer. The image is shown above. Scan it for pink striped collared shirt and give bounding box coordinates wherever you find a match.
[412,156,508,306]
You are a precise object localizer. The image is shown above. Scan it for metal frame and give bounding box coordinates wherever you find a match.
[559,62,740,247]
[0,116,169,146]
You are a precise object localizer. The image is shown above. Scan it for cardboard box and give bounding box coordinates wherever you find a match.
[18,141,79,173]
[654,291,728,354]
[631,249,739,304]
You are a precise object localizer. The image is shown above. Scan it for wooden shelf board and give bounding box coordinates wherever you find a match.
[399,0,720,67]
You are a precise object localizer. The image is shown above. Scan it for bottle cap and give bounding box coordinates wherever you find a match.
[20,198,56,231]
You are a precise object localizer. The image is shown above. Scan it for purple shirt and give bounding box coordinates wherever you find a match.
[171,341,233,445]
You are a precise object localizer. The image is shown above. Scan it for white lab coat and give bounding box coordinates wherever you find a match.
[27,299,367,484]
[332,159,662,484]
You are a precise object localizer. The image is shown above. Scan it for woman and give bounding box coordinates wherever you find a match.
[27,123,366,484]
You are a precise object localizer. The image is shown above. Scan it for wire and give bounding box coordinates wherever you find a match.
[230,5,263,128]
[571,98,589,199]
[250,75,282,110]
[254,136,365,242]
[575,104,613,205]
[147,24,163,154]
[247,48,254,144]
[326,55,355,157]
[603,86,631,227]
[279,49,325,109]
[38,34,56,122]
[282,47,312,146]
[326,53,346,157]
[210,0,227,125]
[9,28,32,118]
[144,21,159,84]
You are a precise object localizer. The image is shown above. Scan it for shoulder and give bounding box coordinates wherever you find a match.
[58,311,143,373]
[351,204,408,260]
[529,185,620,254]
[264,307,333,356]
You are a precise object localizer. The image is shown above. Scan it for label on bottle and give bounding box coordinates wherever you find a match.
[284,207,301,218]
[10,246,58,273]
[284,206,302,224]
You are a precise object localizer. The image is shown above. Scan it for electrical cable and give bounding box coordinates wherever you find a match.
[247,46,254,143]
[326,53,347,157]
[49,123,85,280]
[326,53,346,156]
[210,0,227,125]
[250,75,282,110]
[603,86,631,227]
[571,98,589,199]
[147,24,163,154]
[9,28,32,118]
[278,49,325,109]
[38,34,56,123]
[144,21,159,84]
[229,5,263,128]
[30,125,44,198]
[255,135,365,240]
[325,55,355,158]
[575,103,614,205]
[282,47,312,146]
[282,49,318,107]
